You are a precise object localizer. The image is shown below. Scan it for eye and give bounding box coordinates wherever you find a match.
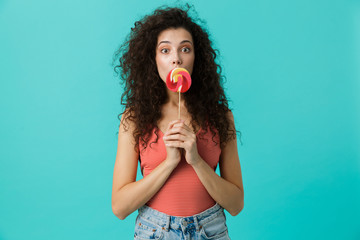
[182,47,191,53]
[160,48,169,54]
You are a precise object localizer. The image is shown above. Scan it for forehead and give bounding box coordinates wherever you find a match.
[157,27,193,43]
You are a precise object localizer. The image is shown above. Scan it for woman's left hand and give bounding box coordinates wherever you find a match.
[162,120,200,166]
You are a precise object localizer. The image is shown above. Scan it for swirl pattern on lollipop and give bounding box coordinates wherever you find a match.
[166,68,192,93]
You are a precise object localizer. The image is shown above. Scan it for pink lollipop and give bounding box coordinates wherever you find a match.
[165,68,192,119]
[166,68,192,93]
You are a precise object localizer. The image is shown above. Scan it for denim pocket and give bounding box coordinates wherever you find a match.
[134,216,164,240]
[200,213,230,240]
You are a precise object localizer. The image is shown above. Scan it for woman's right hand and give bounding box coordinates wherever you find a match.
[163,119,182,168]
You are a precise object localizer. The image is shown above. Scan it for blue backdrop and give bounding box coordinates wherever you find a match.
[0,0,359,239]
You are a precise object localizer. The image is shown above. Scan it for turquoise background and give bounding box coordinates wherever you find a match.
[1,0,359,239]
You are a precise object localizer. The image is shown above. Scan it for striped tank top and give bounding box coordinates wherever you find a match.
[139,125,221,216]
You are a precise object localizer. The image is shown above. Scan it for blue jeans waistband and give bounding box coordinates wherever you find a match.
[137,203,225,232]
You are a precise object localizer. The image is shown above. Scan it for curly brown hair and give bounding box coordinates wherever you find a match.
[113,4,242,151]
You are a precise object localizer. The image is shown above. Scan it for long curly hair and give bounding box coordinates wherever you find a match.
[113,4,242,151]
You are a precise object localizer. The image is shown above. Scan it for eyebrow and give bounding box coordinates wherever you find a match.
[157,40,193,47]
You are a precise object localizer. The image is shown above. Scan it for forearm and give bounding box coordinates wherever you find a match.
[192,157,244,216]
[112,160,176,220]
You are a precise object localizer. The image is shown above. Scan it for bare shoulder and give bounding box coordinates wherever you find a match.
[119,109,136,138]
[220,109,236,152]
[112,108,139,194]
[225,110,235,129]
[226,109,234,119]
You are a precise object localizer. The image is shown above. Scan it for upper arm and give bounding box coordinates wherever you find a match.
[219,111,244,193]
[112,110,139,200]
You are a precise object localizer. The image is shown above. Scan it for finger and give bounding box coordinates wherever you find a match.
[168,125,194,137]
[164,122,184,137]
[166,126,187,136]
[164,120,183,136]
[165,119,183,133]
[165,141,185,148]
[172,122,195,134]
[163,137,184,148]
[163,134,186,142]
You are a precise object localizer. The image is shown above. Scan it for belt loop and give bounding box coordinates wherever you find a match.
[165,215,170,232]
[193,215,201,232]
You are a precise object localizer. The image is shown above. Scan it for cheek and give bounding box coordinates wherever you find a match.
[155,56,167,80]
[187,55,195,74]
[156,57,167,69]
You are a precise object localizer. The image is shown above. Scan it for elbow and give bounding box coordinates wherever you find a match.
[117,214,127,221]
[230,188,244,216]
[112,203,128,220]
[112,192,129,220]
[229,198,244,216]
[112,207,128,220]
[230,204,244,216]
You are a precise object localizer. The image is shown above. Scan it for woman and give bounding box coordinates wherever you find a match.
[111,5,244,240]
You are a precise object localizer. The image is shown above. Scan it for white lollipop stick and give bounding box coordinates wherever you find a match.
[178,85,182,119]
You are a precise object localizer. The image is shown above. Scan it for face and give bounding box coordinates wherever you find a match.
[155,27,195,83]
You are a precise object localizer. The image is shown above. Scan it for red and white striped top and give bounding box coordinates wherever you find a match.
[139,125,221,217]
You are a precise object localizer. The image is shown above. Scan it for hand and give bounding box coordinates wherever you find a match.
[162,120,200,166]
[163,120,182,168]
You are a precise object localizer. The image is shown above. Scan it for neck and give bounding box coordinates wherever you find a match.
[165,88,185,108]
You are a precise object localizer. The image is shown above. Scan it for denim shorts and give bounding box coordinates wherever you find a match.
[134,203,230,240]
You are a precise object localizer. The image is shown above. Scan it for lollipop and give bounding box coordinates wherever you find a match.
[165,68,192,119]
[166,68,192,93]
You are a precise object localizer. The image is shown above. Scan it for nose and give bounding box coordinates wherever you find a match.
[172,53,182,66]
